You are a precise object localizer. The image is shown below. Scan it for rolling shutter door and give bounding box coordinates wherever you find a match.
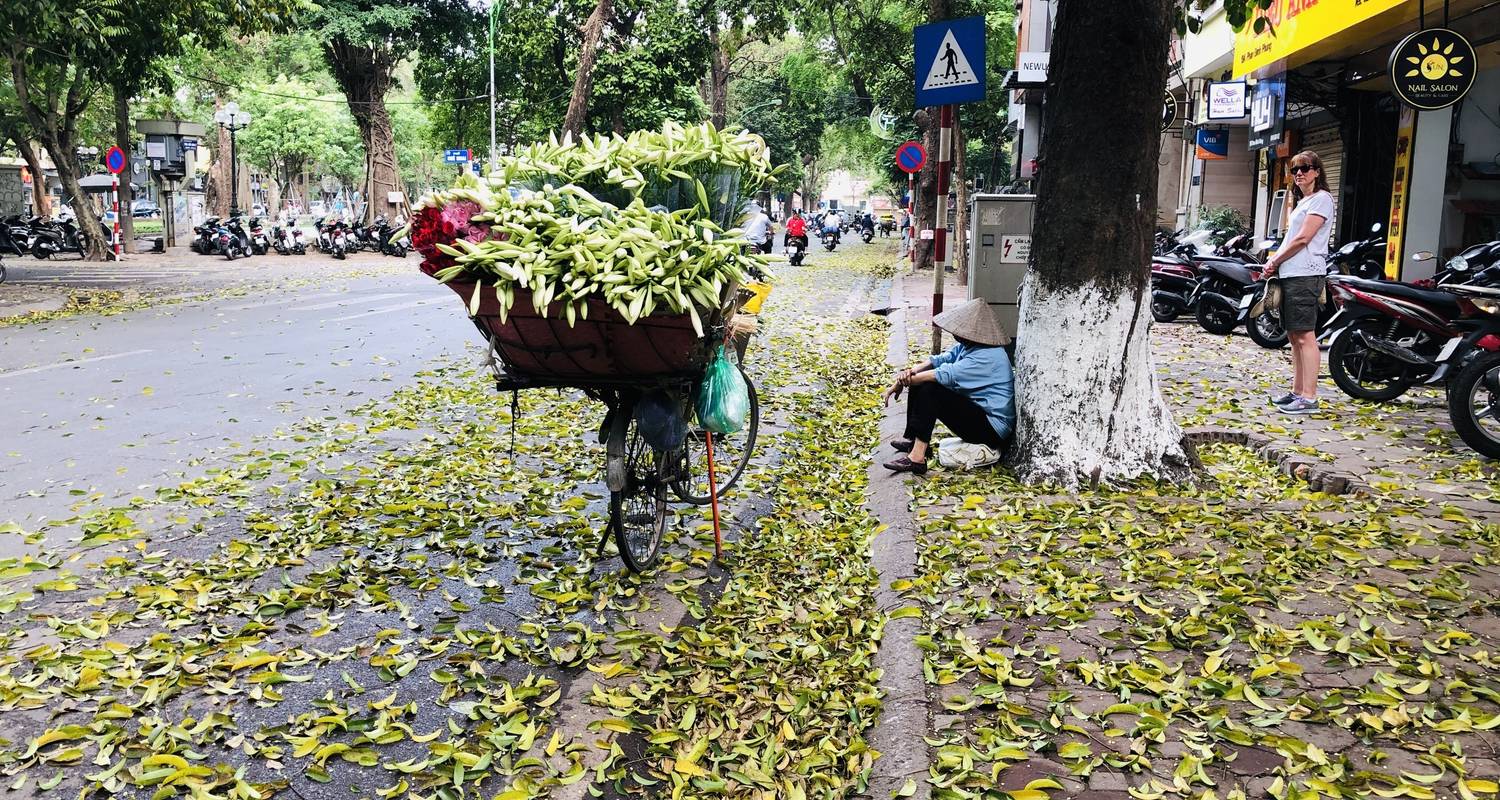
[1302,124,1342,200]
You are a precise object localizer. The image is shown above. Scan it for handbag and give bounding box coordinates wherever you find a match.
[1250,279,1282,320]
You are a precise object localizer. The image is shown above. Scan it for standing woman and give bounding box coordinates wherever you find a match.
[1262,150,1335,415]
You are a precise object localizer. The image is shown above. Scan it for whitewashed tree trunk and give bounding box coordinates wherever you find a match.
[1012,276,1192,488]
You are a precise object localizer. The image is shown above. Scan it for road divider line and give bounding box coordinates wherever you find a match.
[294,293,407,312]
[329,299,441,322]
[0,349,154,380]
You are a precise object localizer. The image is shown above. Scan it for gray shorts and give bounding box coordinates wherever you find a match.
[1279,275,1325,332]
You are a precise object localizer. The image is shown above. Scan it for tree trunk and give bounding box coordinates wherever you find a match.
[707,24,729,129]
[205,102,233,218]
[1010,0,1192,488]
[113,89,135,254]
[563,0,614,137]
[326,40,401,224]
[7,56,109,259]
[954,115,968,285]
[14,137,49,216]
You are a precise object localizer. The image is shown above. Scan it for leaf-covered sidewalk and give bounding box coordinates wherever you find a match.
[881,275,1500,800]
[0,247,900,798]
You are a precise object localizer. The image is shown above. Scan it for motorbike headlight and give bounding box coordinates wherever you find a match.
[1448,256,1470,273]
[1473,297,1500,315]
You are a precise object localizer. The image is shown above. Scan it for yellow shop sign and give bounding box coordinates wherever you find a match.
[1234,0,1409,78]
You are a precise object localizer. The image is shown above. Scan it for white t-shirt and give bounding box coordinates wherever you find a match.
[1280,190,1335,278]
[742,212,770,244]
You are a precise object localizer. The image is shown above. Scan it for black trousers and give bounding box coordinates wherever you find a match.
[904,382,1006,450]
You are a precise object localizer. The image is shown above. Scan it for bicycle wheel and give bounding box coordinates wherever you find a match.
[672,369,759,505]
[610,416,668,572]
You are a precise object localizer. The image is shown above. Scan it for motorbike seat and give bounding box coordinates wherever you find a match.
[1201,259,1255,284]
[1341,277,1463,312]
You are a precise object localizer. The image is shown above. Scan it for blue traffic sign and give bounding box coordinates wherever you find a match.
[895,141,927,174]
[914,16,986,108]
[105,146,126,174]
[444,148,471,164]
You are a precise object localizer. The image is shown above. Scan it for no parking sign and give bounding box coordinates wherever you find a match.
[895,141,927,174]
[105,146,126,174]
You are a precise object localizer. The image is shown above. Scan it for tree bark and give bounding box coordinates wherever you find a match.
[706,23,729,129]
[563,0,614,138]
[12,136,49,216]
[912,108,937,272]
[205,101,233,218]
[1010,0,1192,488]
[113,89,135,254]
[326,40,402,224]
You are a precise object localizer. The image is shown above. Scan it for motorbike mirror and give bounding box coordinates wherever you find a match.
[1411,251,1435,262]
[1370,222,1382,234]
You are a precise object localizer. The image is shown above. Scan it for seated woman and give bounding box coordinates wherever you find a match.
[882,298,1015,475]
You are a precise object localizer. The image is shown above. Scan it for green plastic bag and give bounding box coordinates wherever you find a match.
[695,345,749,434]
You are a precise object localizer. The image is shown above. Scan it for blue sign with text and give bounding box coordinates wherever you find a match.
[914,16,986,108]
[444,148,471,164]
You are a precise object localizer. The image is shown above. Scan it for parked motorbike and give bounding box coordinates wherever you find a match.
[29,215,85,259]
[248,217,271,256]
[1432,284,1500,458]
[272,224,306,255]
[191,217,221,255]
[217,217,247,260]
[1323,241,1500,401]
[315,217,347,259]
[1,214,31,256]
[1327,223,1387,280]
[371,215,408,257]
[785,234,807,266]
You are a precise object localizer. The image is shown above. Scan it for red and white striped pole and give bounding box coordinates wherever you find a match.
[930,104,954,354]
[111,176,121,259]
[907,172,916,265]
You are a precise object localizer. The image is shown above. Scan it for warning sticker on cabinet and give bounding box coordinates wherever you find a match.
[999,235,1031,264]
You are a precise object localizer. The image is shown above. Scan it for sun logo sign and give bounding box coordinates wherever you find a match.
[1389,28,1475,111]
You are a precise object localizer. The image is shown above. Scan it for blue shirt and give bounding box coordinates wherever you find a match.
[930,342,1016,439]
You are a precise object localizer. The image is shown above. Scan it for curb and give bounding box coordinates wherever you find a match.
[1182,426,1369,495]
[863,273,933,799]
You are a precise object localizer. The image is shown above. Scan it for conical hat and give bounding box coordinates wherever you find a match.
[932,298,1011,346]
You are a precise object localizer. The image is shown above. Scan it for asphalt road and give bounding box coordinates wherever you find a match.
[0,267,475,556]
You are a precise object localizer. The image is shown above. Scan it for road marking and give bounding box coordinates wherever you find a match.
[223,292,347,312]
[293,293,408,312]
[329,299,441,322]
[0,349,154,380]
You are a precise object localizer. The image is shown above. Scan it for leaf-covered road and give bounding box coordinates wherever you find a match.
[0,243,900,799]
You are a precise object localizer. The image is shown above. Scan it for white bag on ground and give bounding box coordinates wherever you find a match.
[935,437,1002,470]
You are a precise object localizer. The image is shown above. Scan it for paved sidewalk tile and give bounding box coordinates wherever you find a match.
[870,270,1500,799]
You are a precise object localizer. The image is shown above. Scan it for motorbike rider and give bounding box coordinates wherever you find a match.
[859,212,875,236]
[784,210,808,250]
[820,208,842,243]
[742,203,773,255]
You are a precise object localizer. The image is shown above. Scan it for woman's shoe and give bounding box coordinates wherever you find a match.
[882,456,928,475]
[890,439,914,453]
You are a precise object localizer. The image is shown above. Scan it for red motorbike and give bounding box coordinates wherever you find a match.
[1325,241,1500,401]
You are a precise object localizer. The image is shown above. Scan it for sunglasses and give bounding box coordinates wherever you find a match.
[1290,165,1317,175]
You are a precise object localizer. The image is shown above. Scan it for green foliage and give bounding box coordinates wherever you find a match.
[1195,204,1251,243]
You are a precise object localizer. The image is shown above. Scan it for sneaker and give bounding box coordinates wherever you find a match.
[1278,396,1320,415]
[1270,392,1297,406]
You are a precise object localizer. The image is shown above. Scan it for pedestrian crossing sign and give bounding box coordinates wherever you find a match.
[914,16,986,107]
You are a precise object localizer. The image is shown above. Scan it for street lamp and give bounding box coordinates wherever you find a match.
[213,101,252,216]
[76,145,99,172]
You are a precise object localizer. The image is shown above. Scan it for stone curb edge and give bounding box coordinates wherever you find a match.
[1182,426,1370,496]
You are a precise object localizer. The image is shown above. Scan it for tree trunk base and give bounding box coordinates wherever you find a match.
[1010,275,1193,488]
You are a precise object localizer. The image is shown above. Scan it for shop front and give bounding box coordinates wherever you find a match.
[1233,0,1500,280]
